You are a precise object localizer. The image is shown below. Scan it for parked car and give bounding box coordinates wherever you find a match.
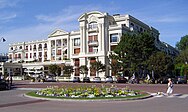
[176,76,187,84]
[0,79,8,90]
[105,76,113,83]
[157,77,177,84]
[72,77,80,83]
[45,76,56,82]
[93,77,101,83]
[83,77,90,83]
[157,77,168,84]
[116,76,128,83]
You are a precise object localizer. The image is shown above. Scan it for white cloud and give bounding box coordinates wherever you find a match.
[0,13,17,21]
[154,15,188,23]
[0,0,20,9]
[1,4,119,53]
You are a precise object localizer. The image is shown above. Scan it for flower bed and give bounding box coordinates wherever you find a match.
[26,85,149,100]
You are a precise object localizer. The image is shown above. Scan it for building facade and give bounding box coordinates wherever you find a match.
[8,11,178,80]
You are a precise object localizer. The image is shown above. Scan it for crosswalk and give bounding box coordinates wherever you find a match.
[150,93,188,99]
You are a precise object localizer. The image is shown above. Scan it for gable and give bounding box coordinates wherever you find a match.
[48,29,69,38]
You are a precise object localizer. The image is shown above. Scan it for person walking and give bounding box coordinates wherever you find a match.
[166,78,173,96]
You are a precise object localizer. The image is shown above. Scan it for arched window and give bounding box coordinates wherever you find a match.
[30,45,32,50]
[38,44,42,49]
[88,22,98,29]
[33,45,36,50]
[130,23,134,26]
[44,43,47,48]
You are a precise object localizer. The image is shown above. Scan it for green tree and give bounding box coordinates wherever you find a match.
[79,65,89,77]
[63,65,74,77]
[48,64,61,76]
[90,60,106,77]
[175,48,188,76]
[147,52,174,78]
[175,48,188,64]
[176,35,188,51]
[108,53,122,76]
[113,32,156,77]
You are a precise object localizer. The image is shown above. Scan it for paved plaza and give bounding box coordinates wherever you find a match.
[0,81,188,112]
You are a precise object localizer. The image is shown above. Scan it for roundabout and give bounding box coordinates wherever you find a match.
[25,85,152,101]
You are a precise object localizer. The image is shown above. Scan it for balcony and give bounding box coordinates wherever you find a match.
[88,40,99,46]
[38,55,42,58]
[56,44,61,48]
[56,53,61,56]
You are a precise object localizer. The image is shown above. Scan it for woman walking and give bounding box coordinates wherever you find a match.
[166,78,173,96]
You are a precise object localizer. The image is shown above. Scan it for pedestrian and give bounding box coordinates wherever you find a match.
[166,78,173,96]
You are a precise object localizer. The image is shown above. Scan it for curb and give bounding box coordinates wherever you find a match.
[13,88,42,91]
[24,92,153,102]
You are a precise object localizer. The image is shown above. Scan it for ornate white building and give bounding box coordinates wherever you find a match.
[8,11,179,80]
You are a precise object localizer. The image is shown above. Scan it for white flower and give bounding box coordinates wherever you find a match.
[87,94,95,98]
[105,95,113,97]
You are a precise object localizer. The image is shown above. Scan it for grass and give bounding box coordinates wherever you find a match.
[26,91,151,101]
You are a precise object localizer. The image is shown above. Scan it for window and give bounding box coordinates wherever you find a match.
[44,43,47,48]
[25,46,28,50]
[15,54,17,58]
[33,53,36,58]
[52,49,55,56]
[57,49,61,55]
[19,46,22,49]
[88,35,98,43]
[25,53,28,58]
[18,54,21,58]
[74,59,79,66]
[33,45,36,50]
[56,40,61,46]
[44,52,47,57]
[89,46,98,53]
[130,23,134,26]
[74,38,80,46]
[30,53,32,58]
[30,45,32,50]
[51,40,55,47]
[38,44,42,49]
[63,39,67,46]
[74,48,80,54]
[39,52,42,57]
[110,34,118,42]
[9,54,12,59]
[88,22,98,29]
[140,28,143,32]
[64,49,67,55]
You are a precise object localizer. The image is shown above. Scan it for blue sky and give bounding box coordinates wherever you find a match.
[0,0,188,53]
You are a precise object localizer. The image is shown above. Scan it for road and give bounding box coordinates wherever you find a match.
[0,81,187,112]
[12,80,188,94]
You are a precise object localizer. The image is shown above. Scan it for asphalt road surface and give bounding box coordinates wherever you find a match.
[0,81,187,112]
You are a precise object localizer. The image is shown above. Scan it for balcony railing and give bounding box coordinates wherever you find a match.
[88,40,98,46]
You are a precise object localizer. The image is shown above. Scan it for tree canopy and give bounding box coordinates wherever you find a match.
[175,48,188,64]
[176,35,188,51]
[63,65,74,77]
[113,32,157,76]
[48,64,61,76]
[90,60,106,77]
[79,65,89,77]
[147,52,174,78]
